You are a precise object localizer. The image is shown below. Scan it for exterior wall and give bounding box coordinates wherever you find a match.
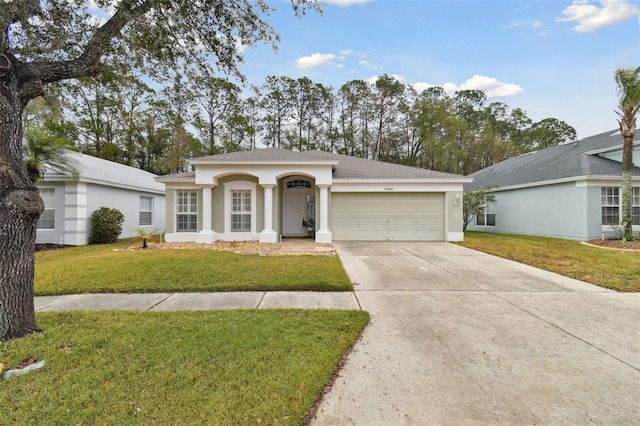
[37,180,165,245]
[85,183,166,243]
[466,181,590,240]
[165,175,264,242]
[212,176,262,235]
[445,191,464,241]
[586,185,607,239]
[35,182,67,245]
[165,189,176,233]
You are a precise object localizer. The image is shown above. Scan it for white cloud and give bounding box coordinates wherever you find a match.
[295,53,337,70]
[359,60,379,70]
[502,19,548,37]
[412,82,433,93]
[339,48,367,60]
[557,0,640,32]
[438,75,524,98]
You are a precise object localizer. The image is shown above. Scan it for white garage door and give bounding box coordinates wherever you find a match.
[331,192,445,241]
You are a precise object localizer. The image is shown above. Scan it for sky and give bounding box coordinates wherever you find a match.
[236,0,640,140]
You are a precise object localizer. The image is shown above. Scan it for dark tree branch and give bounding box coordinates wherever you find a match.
[18,0,154,89]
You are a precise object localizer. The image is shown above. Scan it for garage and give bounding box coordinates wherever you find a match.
[331,192,445,241]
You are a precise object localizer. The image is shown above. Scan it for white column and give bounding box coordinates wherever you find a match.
[316,185,332,244]
[196,185,216,244]
[260,184,278,243]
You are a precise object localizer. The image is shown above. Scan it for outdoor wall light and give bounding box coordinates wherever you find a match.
[454,193,461,206]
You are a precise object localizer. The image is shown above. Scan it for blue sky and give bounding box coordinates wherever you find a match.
[238,0,640,139]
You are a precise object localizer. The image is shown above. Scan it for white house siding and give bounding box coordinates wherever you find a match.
[85,183,165,243]
[37,181,166,246]
[467,182,591,240]
[35,182,67,245]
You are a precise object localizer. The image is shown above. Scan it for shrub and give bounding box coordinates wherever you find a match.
[89,207,125,244]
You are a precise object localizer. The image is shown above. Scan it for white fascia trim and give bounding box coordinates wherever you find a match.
[163,183,201,190]
[190,159,339,166]
[332,180,466,192]
[481,175,640,193]
[332,177,473,184]
[42,176,165,195]
[576,176,640,187]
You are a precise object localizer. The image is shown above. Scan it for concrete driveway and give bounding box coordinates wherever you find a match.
[311,242,640,425]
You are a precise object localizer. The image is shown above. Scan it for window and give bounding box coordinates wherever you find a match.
[177,190,197,232]
[476,197,496,227]
[139,196,153,226]
[37,188,55,229]
[634,188,640,225]
[602,187,640,225]
[287,179,311,189]
[601,187,619,225]
[224,181,256,235]
[231,190,251,232]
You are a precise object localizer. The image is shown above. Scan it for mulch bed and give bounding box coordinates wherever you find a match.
[584,239,640,251]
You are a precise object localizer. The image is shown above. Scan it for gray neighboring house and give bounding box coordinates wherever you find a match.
[465,129,640,241]
[36,151,166,245]
[155,148,471,244]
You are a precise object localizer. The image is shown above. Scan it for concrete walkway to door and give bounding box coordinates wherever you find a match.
[311,242,640,425]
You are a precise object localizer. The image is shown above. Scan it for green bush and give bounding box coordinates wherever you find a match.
[88,207,125,244]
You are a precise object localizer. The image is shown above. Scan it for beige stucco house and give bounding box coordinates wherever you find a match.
[155,149,471,244]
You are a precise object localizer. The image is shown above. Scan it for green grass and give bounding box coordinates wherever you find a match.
[35,240,352,295]
[1,310,369,425]
[458,232,640,292]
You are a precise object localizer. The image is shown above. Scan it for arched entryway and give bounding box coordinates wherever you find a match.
[282,176,315,238]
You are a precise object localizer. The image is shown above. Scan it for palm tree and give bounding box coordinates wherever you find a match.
[614,66,640,241]
[22,126,78,183]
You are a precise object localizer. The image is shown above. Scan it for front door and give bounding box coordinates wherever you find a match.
[285,192,307,236]
[283,178,314,237]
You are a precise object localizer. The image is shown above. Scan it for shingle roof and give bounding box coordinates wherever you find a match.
[466,130,640,191]
[190,148,334,163]
[306,150,464,179]
[44,151,165,193]
[184,148,465,180]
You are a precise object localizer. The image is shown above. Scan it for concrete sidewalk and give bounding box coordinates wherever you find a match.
[35,291,361,312]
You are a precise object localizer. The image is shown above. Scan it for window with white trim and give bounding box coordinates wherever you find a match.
[634,188,640,225]
[37,188,55,229]
[602,187,640,225]
[139,196,153,226]
[601,187,619,226]
[476,197,496,227]
[224,181,256,235]
[231,190,252,232]
[177,190,197,232]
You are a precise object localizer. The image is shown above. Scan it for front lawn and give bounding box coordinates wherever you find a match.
[35,240,352,295]
[0,310,369,425]
[459,232,640,292]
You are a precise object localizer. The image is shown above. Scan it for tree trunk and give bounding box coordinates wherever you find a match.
[621,129,635,241]
[0,63,44,341]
